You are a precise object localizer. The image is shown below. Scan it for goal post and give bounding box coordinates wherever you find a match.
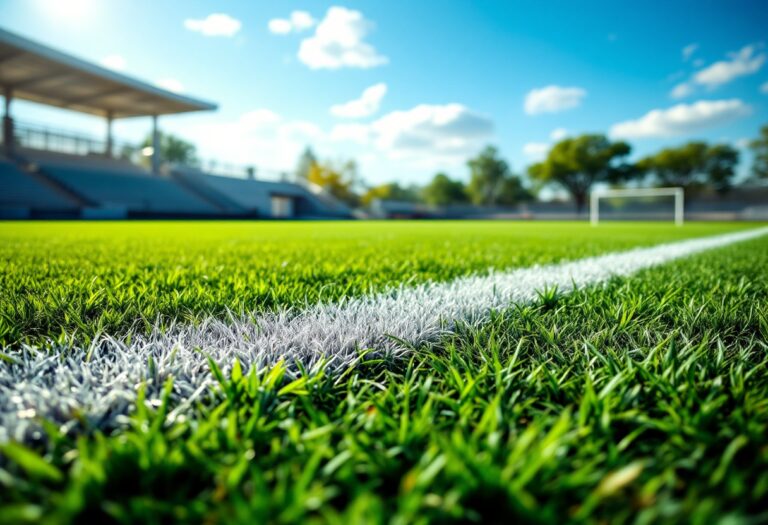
[590,187,684,226]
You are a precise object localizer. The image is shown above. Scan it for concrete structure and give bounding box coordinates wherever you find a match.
[0,28,351,220]
[0,27,215,173]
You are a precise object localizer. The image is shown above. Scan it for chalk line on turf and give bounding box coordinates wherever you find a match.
[2,226,767,442]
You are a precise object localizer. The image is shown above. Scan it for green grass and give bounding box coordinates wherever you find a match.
[1,225,767,524]
[0,220,755,347]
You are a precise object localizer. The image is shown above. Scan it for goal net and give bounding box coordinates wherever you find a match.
[590,187,684,226]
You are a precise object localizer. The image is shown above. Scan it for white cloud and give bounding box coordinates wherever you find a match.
[330,83,387,118]
[735,137,751,149]
[673,44,766,98]
[524,129,568,161]
[155,78,184,93]
[670,45,766,99]
[278,121,324,142]
[682,43,698,61]
[331,103,496,168]
[298,7,387,70]
[550,128,569,141]
[524,85,586,115]
[239,109,282,128]
[101,54,126,71]
[523,142,550,160]
[184,13,242,37]
[610,99,750,139]
[183,110,328,170]
[369,103,494,166]
[670,82,695,99]
[694,44,765,87]
[268,19,292,35]
[761,81,768,94]
[268,10,316,34]
[330,123,370,144]
[183,102,493,176]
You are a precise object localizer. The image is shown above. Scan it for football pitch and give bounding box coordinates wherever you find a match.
[1,220,768,523]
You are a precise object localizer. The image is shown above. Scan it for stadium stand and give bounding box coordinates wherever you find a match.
[171,166,352,218]
[0,153,79,217]
[0,28,352,220]
[2,28,759,222]
[20,149,219,217]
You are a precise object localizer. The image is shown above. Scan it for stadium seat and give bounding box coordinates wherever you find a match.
[0,156,77,210]
[22,150,219,215]
[172,167,352,218]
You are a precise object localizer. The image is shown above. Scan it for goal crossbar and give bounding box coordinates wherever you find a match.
[590,187,684,226]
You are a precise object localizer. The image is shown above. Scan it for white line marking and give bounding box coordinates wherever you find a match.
[2,227,767,442]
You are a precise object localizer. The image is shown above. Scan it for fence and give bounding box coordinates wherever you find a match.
[2,120,294,183]
[8,121,138,159]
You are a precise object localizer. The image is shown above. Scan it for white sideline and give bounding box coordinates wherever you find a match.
[1,227,767,442]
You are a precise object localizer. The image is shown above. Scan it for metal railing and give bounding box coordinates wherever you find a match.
[195,158,292,183]
[1,120,289,181]
[1,120,351,211]
[192,159,350,211]
[7,121,139,160]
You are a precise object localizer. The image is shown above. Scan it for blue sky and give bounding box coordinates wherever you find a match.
[1,0,767,185]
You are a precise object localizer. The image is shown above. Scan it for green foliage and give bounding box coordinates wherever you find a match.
[361,182,421,206]
[422,173,468,206]
[0,221,749,348]
[466,146,529,206]
[140,132,198,167]
[706,144,740,194]
[496,174,534,205]
[637,141,740,196]
[307,161,361,206]
[528,134,633,212]
[749,124,768,180]
[2,235,767,523]
[295,146,318,181]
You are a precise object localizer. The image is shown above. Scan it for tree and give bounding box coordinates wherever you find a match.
[497,175,534,205]
[361,183,421,206]
[422,173,468,205]
[705,144,740,195]
[141,132,198,167]
[749,125,768,180]
[528,134,633,213]
[466,146,528,206]
[637,141,739,197]
[295,147,318,181]
[307,160,360,207]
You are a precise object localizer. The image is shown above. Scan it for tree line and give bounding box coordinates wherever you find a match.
[295,125,768,212]
[295,145,534,208]
[528,135,742,212]
[143,124,768,212]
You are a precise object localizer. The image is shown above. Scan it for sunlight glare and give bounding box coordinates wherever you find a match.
[36,0,97,25]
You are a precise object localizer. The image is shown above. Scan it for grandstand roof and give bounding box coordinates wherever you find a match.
[0,28,217,118]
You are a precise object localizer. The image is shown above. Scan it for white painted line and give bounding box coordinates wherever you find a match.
[1,227,767,443]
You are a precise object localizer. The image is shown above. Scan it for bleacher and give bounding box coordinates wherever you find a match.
[0,154,78,217]
[172,166,352,218]
[21,150,221,217]
[0,28,354,220]
[0,145,353,219]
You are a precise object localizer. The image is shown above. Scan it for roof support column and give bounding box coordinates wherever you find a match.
[2,86,14,155]
[105,110,114,158]
[151,114,160,175]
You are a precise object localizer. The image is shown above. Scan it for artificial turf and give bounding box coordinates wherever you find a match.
[0,224,766,524]
[0,220,756,348]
